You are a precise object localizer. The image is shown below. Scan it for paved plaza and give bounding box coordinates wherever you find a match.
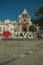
[0,40,43,65]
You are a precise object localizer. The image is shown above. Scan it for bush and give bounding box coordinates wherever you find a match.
[29,25,37,32]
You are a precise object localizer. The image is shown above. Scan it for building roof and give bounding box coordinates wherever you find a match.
[22,9,28,14]
[19,9,30,18]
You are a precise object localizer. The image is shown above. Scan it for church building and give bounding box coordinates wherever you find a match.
[16,9,32,32]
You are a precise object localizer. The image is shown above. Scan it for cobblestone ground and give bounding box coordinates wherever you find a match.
[0,40,43,65]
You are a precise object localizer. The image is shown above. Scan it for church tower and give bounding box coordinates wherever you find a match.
[18,9,32,32]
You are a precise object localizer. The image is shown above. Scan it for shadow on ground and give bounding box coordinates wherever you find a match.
[0,56,19,65]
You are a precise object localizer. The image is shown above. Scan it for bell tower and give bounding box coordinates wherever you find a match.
[18,9,32,32]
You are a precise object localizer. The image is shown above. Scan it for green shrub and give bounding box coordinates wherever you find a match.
[29,25,37,32]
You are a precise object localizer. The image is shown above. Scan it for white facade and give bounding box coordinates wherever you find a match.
[0,19,16,35]
[8,24,14,33]
[0,26,8,35]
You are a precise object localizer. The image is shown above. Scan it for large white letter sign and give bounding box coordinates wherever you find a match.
[18,32,24,38]
[12,32,18,38]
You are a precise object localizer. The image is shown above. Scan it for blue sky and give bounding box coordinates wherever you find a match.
[0,0,43,21]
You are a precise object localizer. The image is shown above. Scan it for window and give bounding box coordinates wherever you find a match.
[25,14,27,17]
[23,14,24,17]
[3,27,5,31]
[10,29,13,30]
[0,27,2,31]
[23,14,27,17]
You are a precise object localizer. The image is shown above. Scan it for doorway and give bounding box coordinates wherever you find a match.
[22,25,27,32]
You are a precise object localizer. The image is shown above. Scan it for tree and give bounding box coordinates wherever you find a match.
[38,16,43,29]
[29,25,37,32]
[31,17,36,24]
[34,6,43,16]
[34,6,43,29]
